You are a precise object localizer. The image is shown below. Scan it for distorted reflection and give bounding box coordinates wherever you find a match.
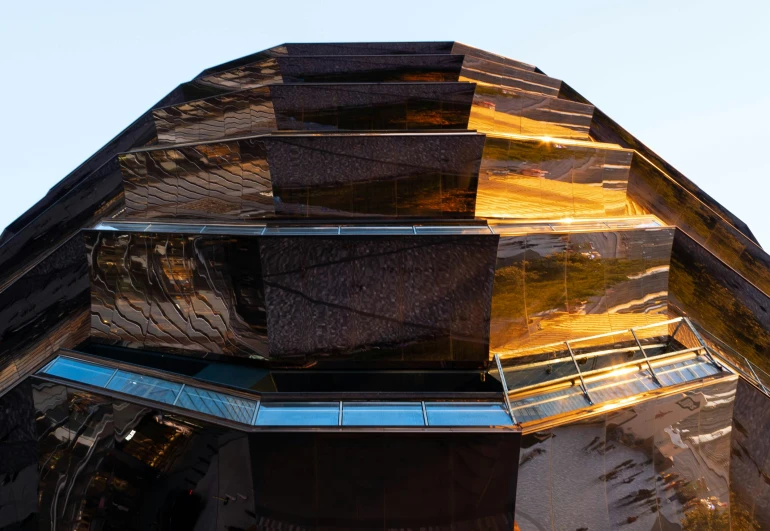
[515,376,737,530]
[476,135,633,220]
[491,228,674,355]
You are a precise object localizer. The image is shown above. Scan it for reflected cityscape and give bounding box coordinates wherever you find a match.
[0,41,769,529]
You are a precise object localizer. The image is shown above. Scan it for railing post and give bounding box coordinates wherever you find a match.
[684,318,723,371]
[667,318,684,351]
[630,328,661,386]
[746,358,770,395]
[494,354,517,424]
[565,342,594,405]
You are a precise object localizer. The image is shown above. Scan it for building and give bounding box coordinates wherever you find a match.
[0,41,768,530]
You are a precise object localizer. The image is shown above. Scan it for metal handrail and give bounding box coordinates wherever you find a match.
[500,317,684,358]
[565,342,593,405]
[631,328,661,386]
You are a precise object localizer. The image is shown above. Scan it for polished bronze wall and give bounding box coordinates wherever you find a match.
[467,83,594,139]
[250,430,520,529]
[31,380,258,531]
[729,378,770,529]
[476,136,632,220]
[87,231,268,359]
[88,232,499,365]
[491,227,674,356]
[260,234,498,364]
[669,230,770,374]
[268,134,484,218]
[121,133,485,221]
[121,139,273,220]
[629,154,770,301]
[0,237,90,394]
[515,375,738,530]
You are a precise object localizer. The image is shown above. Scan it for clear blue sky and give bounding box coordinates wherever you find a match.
[2,1,768,247]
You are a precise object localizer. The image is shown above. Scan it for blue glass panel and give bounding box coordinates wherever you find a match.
[43,357,115,387]
[255,402,339,426]
[341,402,424,426]
[176,386,257,424]
[425,403,513,426]
[106,370,182,405]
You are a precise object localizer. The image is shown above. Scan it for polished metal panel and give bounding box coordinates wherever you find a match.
[121,139,273,220]
[88,231,498,363]
[268,133,484,218]
[628,152,770,306]
[729,378,770,528]
[152,87,275,144]
[278,54,464,83]
[0,236,90,395]
[87,231,269,359]
[468,85,594,139]
[249,430,520,528]
[271,83,475,131]
[121,133,485,221]
[476,136,633,220]
[670,229,770,374]
[491,228,674,356]
[515,376,737,530]
[31,380,260,529]
[260,234,498,364]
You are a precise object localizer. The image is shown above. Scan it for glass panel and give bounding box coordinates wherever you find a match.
[341,402,424,426]
[262,227,340,235]
[425,403,513,426]
[105,370,182,405]
[339,226,415,235]
[176,386,257,424]
[43,357,115,388]
[144,223,204,233]
[414,226,492,235]
[255,402,339,426]
[200,225,265,235]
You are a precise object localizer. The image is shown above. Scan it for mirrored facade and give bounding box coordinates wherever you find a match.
[1,41,770,529]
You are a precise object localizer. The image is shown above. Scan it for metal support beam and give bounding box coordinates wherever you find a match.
[565,342,593,405]
[684,318,722,371]
[667,319,684,350]
[631,328,661,386]
[494,354,517,424]
[746,360,769,395]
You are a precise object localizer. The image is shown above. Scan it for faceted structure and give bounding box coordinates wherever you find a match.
[1,41,769,530]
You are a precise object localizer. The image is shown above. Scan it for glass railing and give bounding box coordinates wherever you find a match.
[38,356,514,428]
[92,217,662,237]
[92,221,495,236]
[496,317,730,424]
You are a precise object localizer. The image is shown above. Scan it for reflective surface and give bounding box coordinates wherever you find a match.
[515,375,738,530]
[729,378,770,529]
[271,83,475,131]
[269,133,484,218]
[260,234,498,363]
[122,133,485,220]
[88,231,498,364]
[491,228,674,355]
[477,135,633,220]
[468,85,594,139]
[0,236,90,394]
[32,380,261,530]
[87,231,270,358]
[670,230,770,374]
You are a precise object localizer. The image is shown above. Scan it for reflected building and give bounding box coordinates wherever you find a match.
[0,42,768,530]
